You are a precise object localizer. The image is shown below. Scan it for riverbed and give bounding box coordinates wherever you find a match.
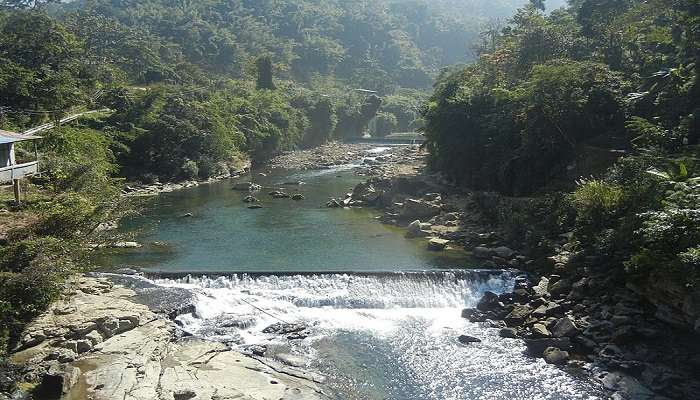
[97,146,607,399]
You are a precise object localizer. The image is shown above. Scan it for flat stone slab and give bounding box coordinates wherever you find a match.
[11,276,326,400]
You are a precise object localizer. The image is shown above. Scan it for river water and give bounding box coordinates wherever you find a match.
[98,147,606,399]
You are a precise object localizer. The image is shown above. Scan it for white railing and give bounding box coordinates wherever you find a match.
[0,161,39,183]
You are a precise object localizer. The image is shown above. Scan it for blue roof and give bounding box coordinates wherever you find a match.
[0,130,40,145]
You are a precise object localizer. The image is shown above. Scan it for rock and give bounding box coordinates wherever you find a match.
[505,304,532,326]
[173,389,196,400]
[499,328,519,339]
[406,220,422,236]
[182,213,193,218]
[524,338,572,356]
[262,323,307,335]
[532,277,550,297]
[326,199,343,208]
[112,241,142,249]
[461,308,487,322]
[428,238,449,251]
[400,199,441,219]
[243,195,258,203]
[549,279,572,297]
[476,291,501,313]
[443,212,459,221]
[472,247,493,259]
[248,204,263,209]
[552,316,580,338]
[493,246,515,259]
[457,335,482,344]
[351,183,381,203]
[543,347,570,365]
[268,190,290,199]
[241,344,267,357]
[532,323,551,338]
[532,302,564,318]
[291,194,305,201]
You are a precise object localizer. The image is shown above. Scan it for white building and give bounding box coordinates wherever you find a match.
[0,129,40,202]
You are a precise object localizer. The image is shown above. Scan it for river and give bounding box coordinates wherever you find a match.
[97,147,606,399]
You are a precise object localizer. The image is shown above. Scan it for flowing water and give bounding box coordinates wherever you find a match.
[99,147,606,399]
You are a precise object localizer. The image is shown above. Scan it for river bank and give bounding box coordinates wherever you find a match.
[328,144,700,399]
[7,275,327,400]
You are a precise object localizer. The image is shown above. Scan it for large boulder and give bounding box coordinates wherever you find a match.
[406,220,427,238]
[532,323,551,338]
[476,291,501,313]
[505,304,532,326]
[400,199,441,219]
[552,316,580,338]
[461,308,487,323]
[352,183,381,204]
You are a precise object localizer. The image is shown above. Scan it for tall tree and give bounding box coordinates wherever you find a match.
[255,55,276,90]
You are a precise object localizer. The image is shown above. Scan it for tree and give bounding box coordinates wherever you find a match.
[530,0,546,12]
[0,0,58,9]
[256,56,276,90]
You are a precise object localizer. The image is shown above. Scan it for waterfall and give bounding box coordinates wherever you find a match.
[145,270,605,400]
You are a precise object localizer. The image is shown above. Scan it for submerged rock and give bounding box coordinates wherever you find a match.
[262,322,307,335]
[458,335,482,344]
[268,190,290,199]
[326,199,343,208]
[499,328,519,339]
[291,193,305,201]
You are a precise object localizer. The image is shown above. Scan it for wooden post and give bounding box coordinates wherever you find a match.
[13,179,21,204]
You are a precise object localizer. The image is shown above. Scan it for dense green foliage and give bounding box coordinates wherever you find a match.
[423,0,700,285]
[1,0,548,355]
[1,0,545,178]
[0,123,129,355]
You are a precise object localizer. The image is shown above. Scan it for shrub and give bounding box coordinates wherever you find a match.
[373,112,398,137]
[570,179,624,241]
[180,160,199,180]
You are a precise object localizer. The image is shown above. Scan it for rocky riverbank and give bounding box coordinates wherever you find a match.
[265,142,375,170]
[5,276,327,400]
[331,144,700,399]
[122,158,252,197]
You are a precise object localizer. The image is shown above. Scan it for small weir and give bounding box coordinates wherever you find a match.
[133,270,607,400]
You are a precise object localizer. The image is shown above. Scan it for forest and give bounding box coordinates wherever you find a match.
[422,0,700,293]
[0,0,543,357]
[1,0,699,398]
